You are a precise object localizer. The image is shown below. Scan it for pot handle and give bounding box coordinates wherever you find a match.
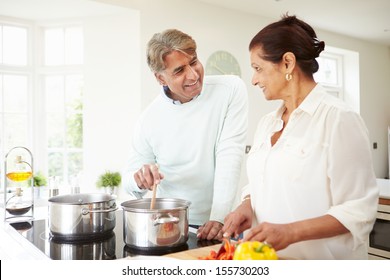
[81,206,118,215]
[153,215,180,226]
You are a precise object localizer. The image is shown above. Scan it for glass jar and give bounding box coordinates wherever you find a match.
[4,147,34,221]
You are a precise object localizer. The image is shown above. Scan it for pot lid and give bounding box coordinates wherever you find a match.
[48,193,115,204]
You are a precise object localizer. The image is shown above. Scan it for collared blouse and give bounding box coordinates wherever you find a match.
[242,84,379,259]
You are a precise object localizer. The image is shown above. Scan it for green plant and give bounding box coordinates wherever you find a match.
[33,172,48,187]
[96,171,121,188]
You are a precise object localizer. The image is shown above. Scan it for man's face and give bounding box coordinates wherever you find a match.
[155,50,204,103]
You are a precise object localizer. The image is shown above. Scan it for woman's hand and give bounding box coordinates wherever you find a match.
[243,222,294,251]
[134,163,164,191]
[221,199,253,239]
[244,215,349,251]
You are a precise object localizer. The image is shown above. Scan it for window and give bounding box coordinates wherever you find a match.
[44,27,83,65]
[314,52,344,99]
[1,25,28,66]
[44,74,83,184]
[41,25,84,186]
[0,19,84,187]
[314,46,360,113]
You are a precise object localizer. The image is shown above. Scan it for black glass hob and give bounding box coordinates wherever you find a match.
[9,210,220,260]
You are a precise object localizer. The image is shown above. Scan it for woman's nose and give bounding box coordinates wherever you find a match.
[252,75,258,86]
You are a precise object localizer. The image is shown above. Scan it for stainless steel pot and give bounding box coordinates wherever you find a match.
[48,193,117,239]
[121,198,191,249]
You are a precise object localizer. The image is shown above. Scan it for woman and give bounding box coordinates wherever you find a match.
[222,14,379,259]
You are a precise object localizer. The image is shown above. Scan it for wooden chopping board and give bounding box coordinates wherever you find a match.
[164,244,221,260]
[165,243,288,260]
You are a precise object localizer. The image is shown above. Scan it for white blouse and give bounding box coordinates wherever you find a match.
[242,84,379,259]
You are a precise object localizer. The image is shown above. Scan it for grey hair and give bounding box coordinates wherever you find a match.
[146,29,197,73]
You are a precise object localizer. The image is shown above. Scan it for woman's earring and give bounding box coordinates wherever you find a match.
[285,73,292,81]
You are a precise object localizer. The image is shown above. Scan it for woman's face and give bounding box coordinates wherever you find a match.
[250,47,287,100]
[155,50,204,103]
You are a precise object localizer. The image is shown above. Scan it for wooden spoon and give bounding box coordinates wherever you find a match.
[150,163,159,210]
[150,183,157,210]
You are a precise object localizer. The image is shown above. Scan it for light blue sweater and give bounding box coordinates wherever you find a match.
[123,75,248,225]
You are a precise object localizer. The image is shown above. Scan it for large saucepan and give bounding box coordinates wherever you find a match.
[48,193,117,240]
[121,198,191,250]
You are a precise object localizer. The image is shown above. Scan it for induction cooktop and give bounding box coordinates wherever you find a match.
[9,210,220,260]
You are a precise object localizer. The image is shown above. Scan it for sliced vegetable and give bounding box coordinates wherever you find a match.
[198,238,236,260]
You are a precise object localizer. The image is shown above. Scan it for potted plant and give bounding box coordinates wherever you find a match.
[96,171,121,195]
[33,171,48,198]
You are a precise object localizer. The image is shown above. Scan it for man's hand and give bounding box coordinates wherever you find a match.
[134,163,164,191]
[197,220,224,240]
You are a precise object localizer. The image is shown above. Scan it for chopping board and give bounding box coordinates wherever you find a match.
[164,243,288,260]
[164,244,221,260]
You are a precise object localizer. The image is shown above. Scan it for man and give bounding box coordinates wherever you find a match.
[122,29,248,240]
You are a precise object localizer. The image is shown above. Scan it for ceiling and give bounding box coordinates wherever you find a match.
[0,0,389,46]
[0,0,128,20]
[195,0,390,47]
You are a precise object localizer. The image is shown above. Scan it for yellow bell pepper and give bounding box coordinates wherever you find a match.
[233,241,278,260]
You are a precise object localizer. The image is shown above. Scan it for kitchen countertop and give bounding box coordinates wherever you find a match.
[1,179,389,260]
[0,204,218,260]
[0,206,50,260]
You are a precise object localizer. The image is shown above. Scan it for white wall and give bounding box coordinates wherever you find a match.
[82,10,141,200]
[96,0,284,197]
[105,0,389,172]
[91,0,390,203]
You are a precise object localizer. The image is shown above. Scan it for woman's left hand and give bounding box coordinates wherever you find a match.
[197,221,224,240]
[243,222,295,251]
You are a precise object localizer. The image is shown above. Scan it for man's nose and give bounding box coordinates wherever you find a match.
[186,65,199,79]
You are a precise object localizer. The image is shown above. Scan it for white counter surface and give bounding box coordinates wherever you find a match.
[0,206,50,260]
[1,181,389,260]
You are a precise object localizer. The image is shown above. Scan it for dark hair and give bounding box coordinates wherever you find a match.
[249,14,325,76]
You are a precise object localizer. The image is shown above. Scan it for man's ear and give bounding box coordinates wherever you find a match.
[155,72,166,86]
[282,52,296,72]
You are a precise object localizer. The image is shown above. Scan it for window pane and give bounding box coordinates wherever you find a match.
[66,75,83,148]
[314,57,338,85]
[45,75,64,113]
[68,152,83,178]
[4,113,28,150]
[45,28,64,65]
[65,75,83,103]
[3,75,28,112]
[47,113,64,147]
[65,27,83,65]
[3,26,27,66]
[67,112,83,148]
[48,152,64,179]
